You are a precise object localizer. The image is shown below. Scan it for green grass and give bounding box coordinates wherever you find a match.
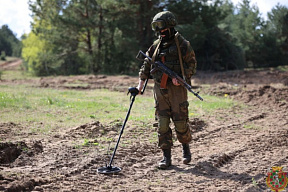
[243,123,260,130]
[0,70,36,80]
[0,85,155,133]
[0,84,241,135]
[277,65,288,72]
[0,56,19,65]
[188,94,239,117]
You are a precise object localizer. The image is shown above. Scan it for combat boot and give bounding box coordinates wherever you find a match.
[158,148,171,169]
[182,143,191,164]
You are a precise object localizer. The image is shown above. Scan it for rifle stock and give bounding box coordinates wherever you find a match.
[137,50,203,101]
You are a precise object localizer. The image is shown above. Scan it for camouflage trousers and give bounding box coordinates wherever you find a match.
[153,82,192,149]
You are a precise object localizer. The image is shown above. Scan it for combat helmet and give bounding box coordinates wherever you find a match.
[151,11,177,31]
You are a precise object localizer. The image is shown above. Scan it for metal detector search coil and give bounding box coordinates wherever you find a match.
[97,166,121,174]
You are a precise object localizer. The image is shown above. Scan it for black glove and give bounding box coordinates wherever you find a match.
[127,87,139,97]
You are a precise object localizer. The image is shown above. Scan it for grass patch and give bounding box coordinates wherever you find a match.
[188,94,239,117]
[0,85,155,132]
[0,57,19,65]
[0,84,241,135]
[243,123,260,130]
[277,65,288,72]
[63,82,90,89]
[0,70,36,80]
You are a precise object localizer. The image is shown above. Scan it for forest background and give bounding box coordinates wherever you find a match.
[0,0,288,76]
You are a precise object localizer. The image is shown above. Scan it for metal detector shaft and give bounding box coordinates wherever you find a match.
[107,94,136,168]
[141,78,148,95]
[107,79,148,168]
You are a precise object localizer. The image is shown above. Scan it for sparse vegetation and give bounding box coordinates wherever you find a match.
[243,123,260,130]
[188,94,240,117]
[1,51,6,61]
[0,84,241,131]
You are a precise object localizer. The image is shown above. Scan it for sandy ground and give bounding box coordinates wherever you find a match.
[0,60,288,192]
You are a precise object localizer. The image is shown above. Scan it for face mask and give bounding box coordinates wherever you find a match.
[159,28,175,41]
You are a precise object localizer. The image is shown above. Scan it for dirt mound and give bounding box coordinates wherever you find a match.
[65,121,106,138]
[195,69,288,85]
[234,85,288,105]
[0,141,43,167]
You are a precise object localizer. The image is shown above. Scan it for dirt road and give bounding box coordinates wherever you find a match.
[0,59,22,70]
[0,66,287,191]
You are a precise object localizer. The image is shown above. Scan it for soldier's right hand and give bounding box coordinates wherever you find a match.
[172,78,180,86]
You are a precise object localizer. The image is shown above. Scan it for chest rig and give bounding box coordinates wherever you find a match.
[152,32,185,88]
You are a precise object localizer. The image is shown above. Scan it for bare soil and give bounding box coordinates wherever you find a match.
[0,59,22,71]
[0,60,288,192]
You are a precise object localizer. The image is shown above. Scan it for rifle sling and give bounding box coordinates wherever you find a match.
[152,38,161,63]
[174,32,185,81]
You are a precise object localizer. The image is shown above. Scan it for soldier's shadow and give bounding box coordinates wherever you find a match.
[169,161,267,190]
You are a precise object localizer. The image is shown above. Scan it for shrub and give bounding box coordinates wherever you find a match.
[0,51,6,61]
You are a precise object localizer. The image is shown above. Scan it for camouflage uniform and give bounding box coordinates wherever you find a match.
[139,32,197,149]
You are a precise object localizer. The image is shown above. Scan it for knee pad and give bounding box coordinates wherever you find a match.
[174,120,187,133]
[174,120,192,144]
[158,116,170,134]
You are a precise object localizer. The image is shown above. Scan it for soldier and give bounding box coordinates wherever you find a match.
[136,11,197,169]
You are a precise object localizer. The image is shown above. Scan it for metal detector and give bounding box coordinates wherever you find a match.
[97,80,148,174]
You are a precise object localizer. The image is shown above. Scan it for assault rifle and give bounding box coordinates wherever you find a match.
[136,50,203,101]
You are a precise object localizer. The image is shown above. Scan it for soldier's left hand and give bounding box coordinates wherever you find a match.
[172,78,180,86]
